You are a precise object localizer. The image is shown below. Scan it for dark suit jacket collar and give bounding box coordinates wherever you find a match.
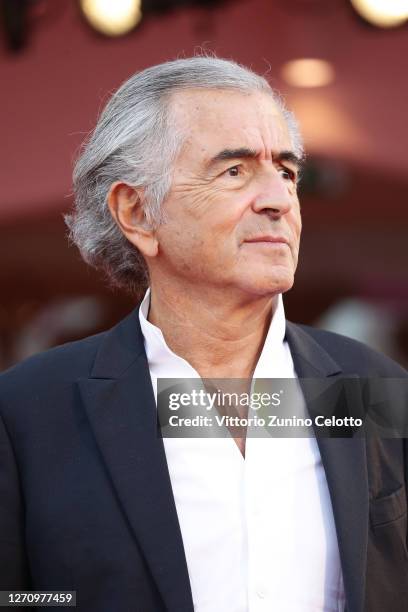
[89,306,146,379]
[81,307,368,612]
[285,320,368,612]
[79,307,195,611]
[285,320,342,377]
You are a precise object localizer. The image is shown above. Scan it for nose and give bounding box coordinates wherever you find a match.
[251,168,294,217]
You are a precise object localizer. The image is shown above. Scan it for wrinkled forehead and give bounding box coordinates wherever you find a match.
[169,88,291,163]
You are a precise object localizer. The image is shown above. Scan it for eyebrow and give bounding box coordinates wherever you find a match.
[206,147,304,171]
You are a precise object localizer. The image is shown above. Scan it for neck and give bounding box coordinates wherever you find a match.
[146,277,279,379]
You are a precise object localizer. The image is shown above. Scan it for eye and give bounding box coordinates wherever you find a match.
[225,165,241,177]
[279,166,297,183]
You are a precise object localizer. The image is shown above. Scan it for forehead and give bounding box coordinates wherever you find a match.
[171,89,291,162]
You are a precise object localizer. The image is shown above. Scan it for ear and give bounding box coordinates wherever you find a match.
[107,181,159,258]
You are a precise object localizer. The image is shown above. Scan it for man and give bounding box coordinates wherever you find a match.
[0,56,407,612]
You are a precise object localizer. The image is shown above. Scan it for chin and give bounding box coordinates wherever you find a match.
[237,272,295,298]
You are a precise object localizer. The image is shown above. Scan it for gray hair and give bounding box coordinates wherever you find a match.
[65,55,304,296]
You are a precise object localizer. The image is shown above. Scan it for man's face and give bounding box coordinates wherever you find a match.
[153,89,302,299]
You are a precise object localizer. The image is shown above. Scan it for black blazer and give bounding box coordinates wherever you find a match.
[0,307,407,612]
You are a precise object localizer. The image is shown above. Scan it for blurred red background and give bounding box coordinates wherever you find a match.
[1,0,407,370]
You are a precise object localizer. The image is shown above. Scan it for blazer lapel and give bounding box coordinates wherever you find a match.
[77,309,194,612]
[285,322,369,612]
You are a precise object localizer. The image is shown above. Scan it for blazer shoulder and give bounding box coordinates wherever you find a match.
[289,322,408,377]
[0,330,107,404]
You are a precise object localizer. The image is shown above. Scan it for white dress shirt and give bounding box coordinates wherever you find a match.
[139,289,346,611]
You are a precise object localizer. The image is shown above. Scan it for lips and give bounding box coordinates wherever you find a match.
[244,235,289,245]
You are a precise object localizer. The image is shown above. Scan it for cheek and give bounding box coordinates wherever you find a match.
[158,185,250,263]
[291,202,302,237]
[156,215,222,270]
[294,216,302,240]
